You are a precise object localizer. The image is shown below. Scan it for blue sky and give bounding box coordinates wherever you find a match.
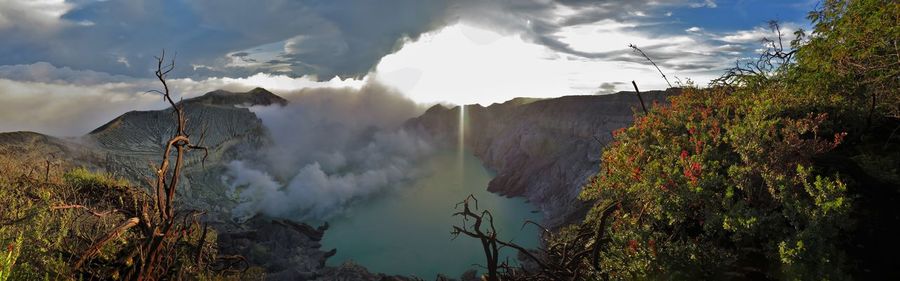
[0,0,817,135]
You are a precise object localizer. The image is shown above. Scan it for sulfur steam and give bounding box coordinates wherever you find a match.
[222,81,434,222]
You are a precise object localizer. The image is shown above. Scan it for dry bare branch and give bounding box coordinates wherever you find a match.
[74,217,139,270]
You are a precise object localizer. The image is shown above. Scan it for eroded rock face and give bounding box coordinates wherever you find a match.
[404,91,673,228]
[85,88,281,213]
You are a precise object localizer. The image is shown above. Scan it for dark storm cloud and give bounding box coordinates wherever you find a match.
[0,0,805,81]
[0,0,448,79]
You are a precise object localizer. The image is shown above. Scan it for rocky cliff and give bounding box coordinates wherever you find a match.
[86,87,283,212]
[404,90,674,228]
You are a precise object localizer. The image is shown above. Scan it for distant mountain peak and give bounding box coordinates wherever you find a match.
[424,104,450,114]
[87,88,284,137]
[182,87,288,107]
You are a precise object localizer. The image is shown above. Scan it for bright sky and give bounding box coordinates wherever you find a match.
[375,23,714,105]
[0,0,815,135]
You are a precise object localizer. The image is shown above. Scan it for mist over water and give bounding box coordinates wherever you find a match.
[321,150,541,278]
[221,82,540,277]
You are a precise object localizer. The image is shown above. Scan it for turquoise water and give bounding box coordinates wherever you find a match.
[320,150,542,278]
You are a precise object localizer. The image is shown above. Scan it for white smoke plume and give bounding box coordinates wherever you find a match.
[222,81,435,222]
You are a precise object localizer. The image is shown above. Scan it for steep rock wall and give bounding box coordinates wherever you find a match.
[404,90,673,228]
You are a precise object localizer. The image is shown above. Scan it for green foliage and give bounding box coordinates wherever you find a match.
[0,156,76,280]
[0,234,22,281]
[0,158,228,280]
[579,87,853,279]
[63,167,130,190]
[570,0,898,279]
[795,0,900,120]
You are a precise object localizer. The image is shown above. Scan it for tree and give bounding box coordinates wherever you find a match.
[52,51,217,280]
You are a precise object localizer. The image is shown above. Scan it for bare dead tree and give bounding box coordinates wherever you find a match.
[49,50,219,280]
[452,195,552,281]
[631,81,648,114]
[130,49,210,280]
[629,44,672,88]
[711,21,800,88]
[589,202,620,273]
[452,195,501,281]
[145,50,208,220]
[452,195,628,281]
[73,217,140,270]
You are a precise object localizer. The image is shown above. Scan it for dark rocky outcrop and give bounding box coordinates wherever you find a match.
[216,218,335,280]
[405,90,675,228]
[180,87,288,107]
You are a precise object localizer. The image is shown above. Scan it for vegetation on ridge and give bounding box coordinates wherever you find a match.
[456,0,899,279]
[577,0,898,279]
[0,53,264,280]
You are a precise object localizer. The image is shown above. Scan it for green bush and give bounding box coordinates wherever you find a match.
[580,86,853,279]
[63,167,130,190]
[574,0,898,279]
[1,163,224,280]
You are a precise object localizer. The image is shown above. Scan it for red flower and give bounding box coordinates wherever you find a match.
[628,239,639,252]
[684,162,702,184]
[680,150,689,161]
[710,120,721,140]
[833,132,848,147]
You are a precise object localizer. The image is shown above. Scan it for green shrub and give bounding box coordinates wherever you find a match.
[63,167,130,190]
[0,234,22,281]
[579,86,853,279]
[574,1,898,279]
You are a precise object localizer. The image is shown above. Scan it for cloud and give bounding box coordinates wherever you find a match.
[596,82,626,95]
[0,62,365,136]
[0,0,73,32]
[689,0,718,8]
[0,0,447,79]
[0,0,812,90]
[0,78,160,136]
[222,80,434,221]
[408,0,801,87]
[720,23,801,44]
[373,22,736,104]
[0,0,809,83]
[434,0,699,56]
